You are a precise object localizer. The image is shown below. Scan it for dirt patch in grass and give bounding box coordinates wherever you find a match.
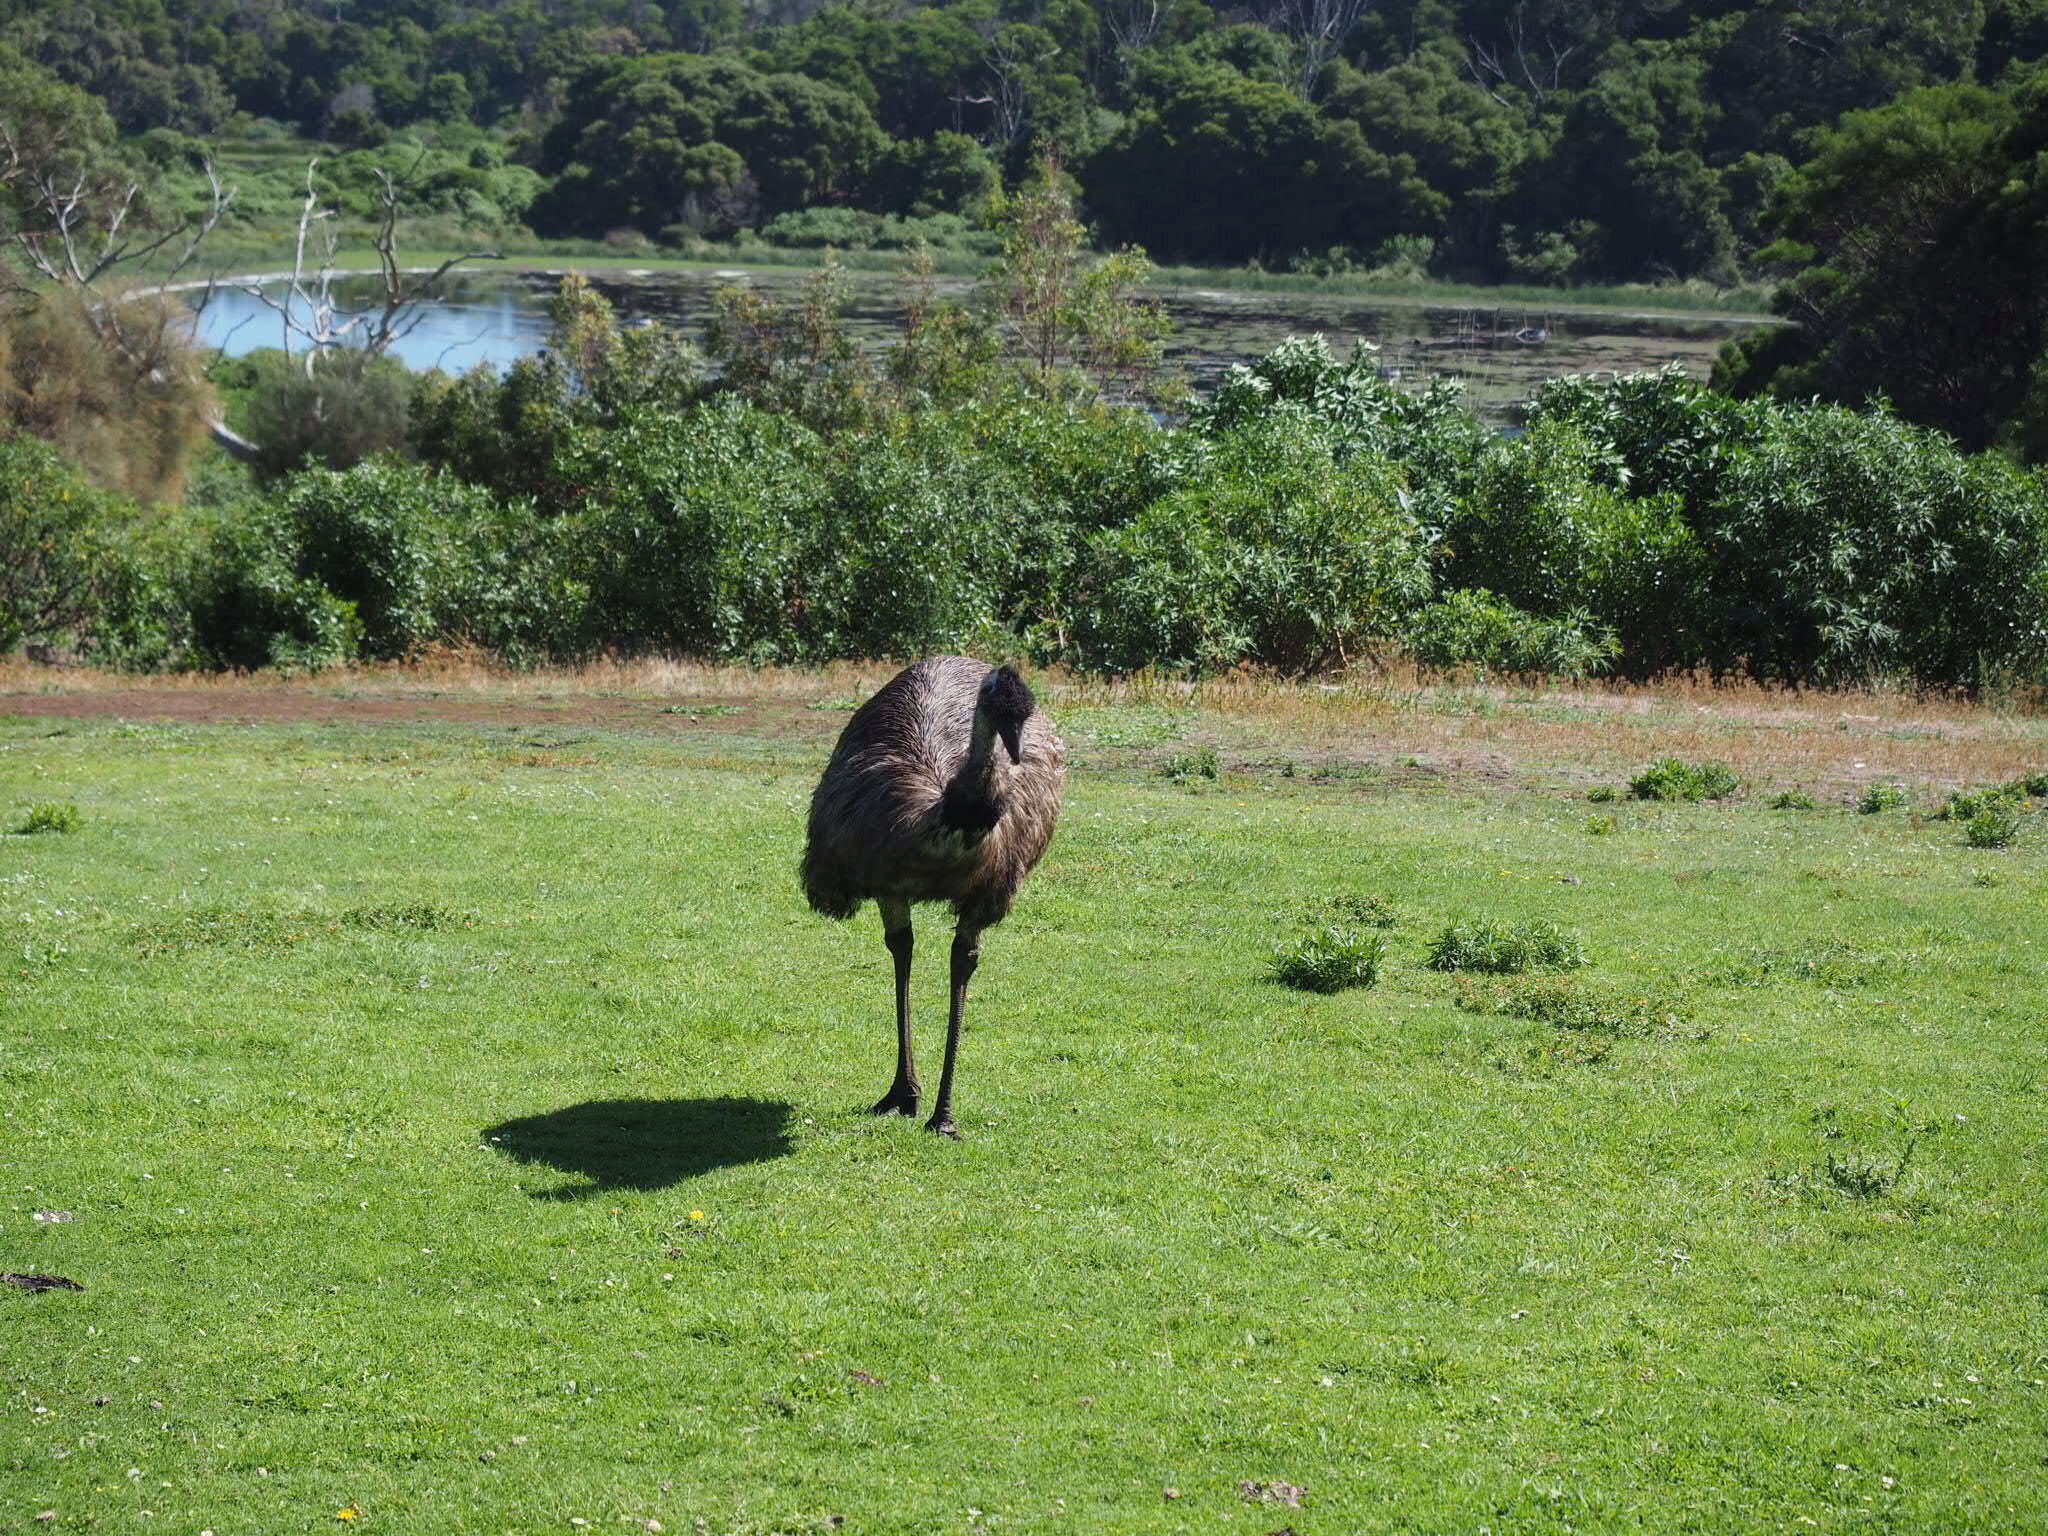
[6,658,2042,795]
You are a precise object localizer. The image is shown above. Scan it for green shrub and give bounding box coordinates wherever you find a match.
[1586,784,1617,803]
[2023,772,2048,797]
[1965,805,2021,848]
[241,349,416,483]
[1426,919,1587,974]
[1858,783,1909,814]
[1629,758,1739,801]
[1404,588,1618,678]
[1770,789,1818,809]
[14,802,80,835]
[0,433,145,656]
[1159,747,1220,781]
[1936,783,2024,821]
[1066,413,1429,674]
[1586,813,1616,835]
[1440,418,1710,674]
[1270,924,1385,993]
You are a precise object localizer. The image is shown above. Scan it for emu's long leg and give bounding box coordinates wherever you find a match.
[872,898,919,1116]
[926,923,983,1139]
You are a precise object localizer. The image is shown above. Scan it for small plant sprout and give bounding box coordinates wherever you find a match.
[1270,923,1385,993]
[1858,783,1909,814]
[1585,813,1616,835]
[15,803,81,835]
[1770,789,1817,810]
[1586,784,1617,803]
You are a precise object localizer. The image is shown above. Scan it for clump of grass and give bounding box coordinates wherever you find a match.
[1303,893,1398,929]
[1585,784,1617,803]
[1585,813,1616,835]
[1936,782,2023,821]
[1426,918,1586,974]
[1455,977,1694,1038]
[1770,1103,1940,1206]
[1857,783,1908,814]
[341,904,470,932]
[1159,746,1220,782]
[14,803,81,835]
[1269,924,1385,993]
[1629,758,1738,802]
[1769,789,1817,810]
[1965,805,2020,849]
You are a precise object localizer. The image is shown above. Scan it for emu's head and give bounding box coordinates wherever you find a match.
[979,665,1036,764]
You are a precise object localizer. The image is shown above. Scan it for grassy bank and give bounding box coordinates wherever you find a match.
[3,669,2044,1532]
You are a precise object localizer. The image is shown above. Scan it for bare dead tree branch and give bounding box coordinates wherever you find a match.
[236,157,497,373]
[1268,0,1367,102]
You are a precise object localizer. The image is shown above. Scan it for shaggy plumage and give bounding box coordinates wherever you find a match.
[801,656,1065,1136]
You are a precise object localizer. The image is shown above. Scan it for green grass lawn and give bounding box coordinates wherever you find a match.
[3,700,2044,1533]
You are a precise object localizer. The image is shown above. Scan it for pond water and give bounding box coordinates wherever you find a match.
[191,266,1771,426]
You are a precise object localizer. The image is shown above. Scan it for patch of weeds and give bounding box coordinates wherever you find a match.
[1858,783,1908,814]
[1426,918,1587,974]
[1455,976,1700,1040]
[1309,762,1379,783]
[1770,790,1817,810]
[1629,758,1738,802]
[1301,893,1398,929]
[1936,782,2024,821]
[139,905,303,954]
[1270,924,1385,993]
[1965,805,2021,849]
[342,904,472,932]
[1765,1102,1942,1208]
[1712,941,1883,989]
[1061,705,1195,749]
[14,803,80,835]
[1586,784,1617,803]
[1585,813,1617,835]
[807,696,864,713]
[1159,746,1219,782]
[1493,1030,1615,1076]
[1972,869,2003,888]
[2022,771,2048,797]
[659,703,744,719]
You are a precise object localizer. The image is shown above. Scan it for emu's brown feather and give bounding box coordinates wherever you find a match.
[801,656,1065,927]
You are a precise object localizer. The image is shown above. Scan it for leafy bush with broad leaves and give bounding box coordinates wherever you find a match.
[0,432,158,659]
[1707,402,2048,686]
[1065,411,1430,674]
[1443,418,1710,674]
[186,505,364,672]
[556,398,821,661]
[1190,335,1488,519]
[1404,588,1618,677]
[276,459,485,660]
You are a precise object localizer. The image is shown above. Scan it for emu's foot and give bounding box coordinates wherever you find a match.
[871,1084,920,1117]
[924,1112,960,1140]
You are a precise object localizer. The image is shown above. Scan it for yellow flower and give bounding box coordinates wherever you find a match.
[337,1507,359,1523]
[689,1210,705,1222]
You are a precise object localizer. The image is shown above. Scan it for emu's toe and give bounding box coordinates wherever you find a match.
[871,1086,919,1117]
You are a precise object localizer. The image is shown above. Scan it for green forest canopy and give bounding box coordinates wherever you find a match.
[7,0,2048,284]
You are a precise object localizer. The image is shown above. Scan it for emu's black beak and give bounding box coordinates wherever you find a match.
[997,721,1023,764]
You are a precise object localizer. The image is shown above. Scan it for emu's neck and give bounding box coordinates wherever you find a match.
[940,709,1009,833]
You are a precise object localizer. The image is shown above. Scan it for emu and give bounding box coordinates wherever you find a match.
[800,657,1065,1137]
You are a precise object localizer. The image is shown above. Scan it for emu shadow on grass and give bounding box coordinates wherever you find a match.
[484,1097,792,1200]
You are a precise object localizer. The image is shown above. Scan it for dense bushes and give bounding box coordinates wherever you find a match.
[9,333,2048,691]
